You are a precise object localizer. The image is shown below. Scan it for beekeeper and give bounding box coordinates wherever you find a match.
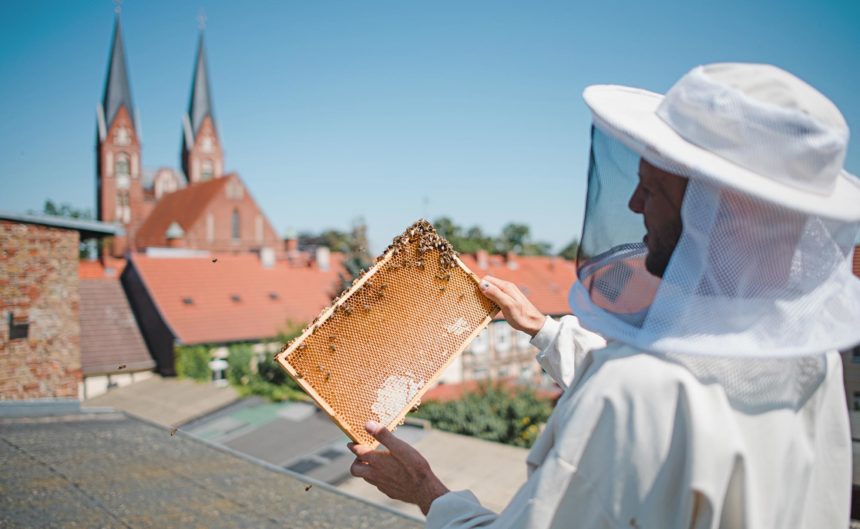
[348,63,860,528]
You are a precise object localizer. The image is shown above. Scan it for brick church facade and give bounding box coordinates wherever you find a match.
[96,17,279,256]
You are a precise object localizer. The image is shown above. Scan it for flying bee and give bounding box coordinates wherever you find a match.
[329,344,337,352]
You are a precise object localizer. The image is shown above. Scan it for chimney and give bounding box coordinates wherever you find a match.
[316,246,331,272]
[476,249,489,270]
[506,251,518,270]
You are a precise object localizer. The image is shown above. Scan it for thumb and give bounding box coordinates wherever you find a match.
[366,420,411,455]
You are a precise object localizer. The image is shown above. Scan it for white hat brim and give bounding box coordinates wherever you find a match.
[583,85,860,222]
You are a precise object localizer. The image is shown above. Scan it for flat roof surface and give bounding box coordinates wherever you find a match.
[0,410,421,528]
[0,210,120,237]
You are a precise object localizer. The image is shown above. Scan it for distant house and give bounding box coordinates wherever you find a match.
[435,250,578,389]
[121,250,344,375]
[78,275,155,399]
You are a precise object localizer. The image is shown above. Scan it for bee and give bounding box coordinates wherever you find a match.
[317,364,325,372]
[329,344,337,352]
[117,364,127,370]
[458,293,466,301]
[329,335,336,342]
[439,287,446,292]
[363,304,370,312]
[324,372,331,382]
[211,258,218,263]
[169,428,178,437]
[304,485,313,492]
[379,283,388,289]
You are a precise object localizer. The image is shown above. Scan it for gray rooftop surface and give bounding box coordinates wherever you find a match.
[0,410,421,529]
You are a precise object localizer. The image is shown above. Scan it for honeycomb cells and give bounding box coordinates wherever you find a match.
[278,231,497,446]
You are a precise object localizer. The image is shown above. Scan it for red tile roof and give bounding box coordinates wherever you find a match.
[79,278,154,375]
[78,257,127,279]
[135,176,231,247]
[129,252,345,345]
[423,378,562,402]
[459,253,577,316]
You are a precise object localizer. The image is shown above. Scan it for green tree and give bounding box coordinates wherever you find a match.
[339,218,373,290]
[558,238,580,261]
[412,383,553,448]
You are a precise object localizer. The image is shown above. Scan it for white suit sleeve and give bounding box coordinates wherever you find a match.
[530,315,606,389]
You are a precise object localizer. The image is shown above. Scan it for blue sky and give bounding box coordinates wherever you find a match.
[1,0,858,253]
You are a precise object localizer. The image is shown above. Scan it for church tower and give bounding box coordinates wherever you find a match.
[96,15,143,255]
[181,32,224,184]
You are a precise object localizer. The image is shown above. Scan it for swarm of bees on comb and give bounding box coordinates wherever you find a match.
[275,219,498,446]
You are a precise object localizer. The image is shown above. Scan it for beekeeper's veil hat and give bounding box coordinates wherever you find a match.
[571,63,860,357]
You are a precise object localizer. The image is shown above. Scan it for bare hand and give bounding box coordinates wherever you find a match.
[479,275,545,336]
[348,421,449,515]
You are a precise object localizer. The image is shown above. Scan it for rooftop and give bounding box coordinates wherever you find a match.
[0,210,120,238]
[126,252,344,344]
[79,278,154,375]
[459,253,577,316]
[0,408,420,528]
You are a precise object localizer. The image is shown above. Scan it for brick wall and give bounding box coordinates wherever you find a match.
[0,221,81,399]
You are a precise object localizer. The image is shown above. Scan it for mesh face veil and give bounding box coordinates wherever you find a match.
[570,125,860,357]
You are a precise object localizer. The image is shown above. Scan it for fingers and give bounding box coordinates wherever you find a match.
[484,275,520,299]
[365,421,412,456]
[479,277,516,310]
[347,442,382,464]
[350,459,371,479]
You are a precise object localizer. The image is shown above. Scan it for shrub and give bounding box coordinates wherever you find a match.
[412,383,552,448]
[226,343,254,385]
[175,345,211,381]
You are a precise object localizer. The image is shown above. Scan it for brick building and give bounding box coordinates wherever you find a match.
[96,16,275,256]
[436,250,578,390]
[0,212,117,400]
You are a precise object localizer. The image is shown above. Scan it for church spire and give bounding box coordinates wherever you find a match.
[181,22,224,184]
[100,15,135,134]
[187,32,215,140]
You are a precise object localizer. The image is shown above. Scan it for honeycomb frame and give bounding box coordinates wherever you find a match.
[275,220,499,447]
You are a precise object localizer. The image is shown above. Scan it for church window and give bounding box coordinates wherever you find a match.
[231,209,240,241]
[115,153,130,178]
[206,213,215,243]
[201,159,214,181]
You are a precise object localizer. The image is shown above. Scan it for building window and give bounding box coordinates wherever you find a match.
[854,392,860,411]
[255,215,263,244]
[493,321,511,354]
[469,329,488,355]
[115,191,131,224]
[115,153,130,178]
[516,329,532,351]
[231,209,240,241]
[201,159,214,181]
[206,213,214,243]
[182,297,194,305]
[852,347,860,364]
[8,313,29,340]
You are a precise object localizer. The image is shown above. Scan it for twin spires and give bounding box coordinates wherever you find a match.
[98,15,135,140]
[98,13,223,184]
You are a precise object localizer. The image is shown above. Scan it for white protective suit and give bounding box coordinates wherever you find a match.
[425,315,851,529]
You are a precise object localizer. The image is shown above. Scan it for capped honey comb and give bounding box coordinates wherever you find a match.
[275,219,498,446]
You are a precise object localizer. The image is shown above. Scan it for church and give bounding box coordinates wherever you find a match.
[96,15,280,257]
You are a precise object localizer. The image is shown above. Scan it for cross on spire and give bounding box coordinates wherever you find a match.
[197,8,206,31]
